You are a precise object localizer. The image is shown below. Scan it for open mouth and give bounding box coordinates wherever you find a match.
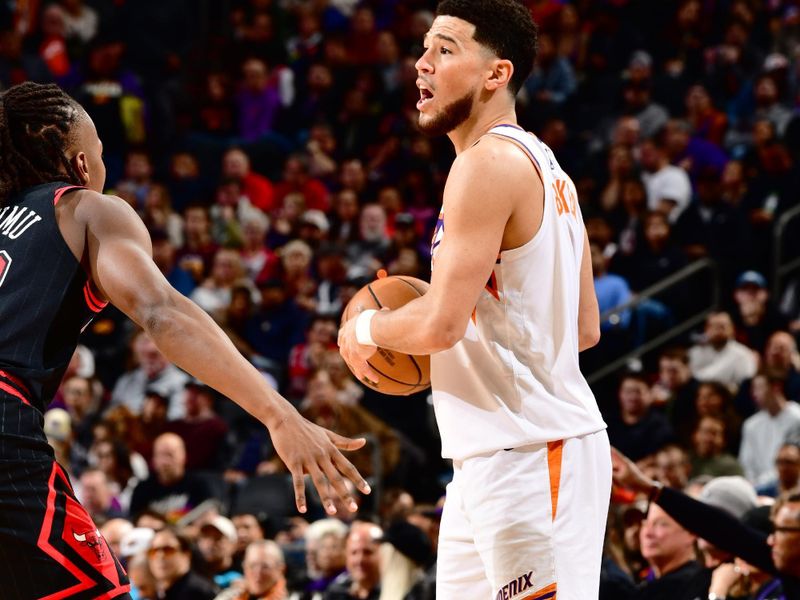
[417,82,434,110]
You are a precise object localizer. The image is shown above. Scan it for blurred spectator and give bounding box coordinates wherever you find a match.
[639,138,691,224]
[522,30,576,117]
[166,380,232,472]
[685,84,727,146]
[89,438,142,515]
[637,502,711,599]
[152,229,196,298]
[739,370,800,486]
[754,74,794,138]
[236,57,282,142]
[222,148,276,214]
[695,476,758,569]
[44,407,73,473]
[280,239,317,311]
[130,433,214,522]
[198,516,242,590]
[606,373,674,463]
[347,204,390,279]
[245,278,309,367]
[231,512,266,570]
[324,522,382,600]
[116,150,154,210]
[329,190,361,248]
[127,550,157,600]
[274,154,330,213]
[663,118,727,183]
[756,441,800,498]
[592,242,632,334]
[655,445,691,491]
[215,540,288,600]
[100,518,134,561]
[688,312,758,391]
[177,204,219,284]
[621,54,669,139]
[651,347,699,428]
[686,382,743,456]
[191,249,251,320]
[240,211,279,283]
[77,467,126,524]
[60,374,101,471]
[111,331,190,419]
[148,527,218,600]
[301,519,348,598]
[377,520,433,600]
[731,271,789,353]
[287,315,338,400]
[688,416,744,478]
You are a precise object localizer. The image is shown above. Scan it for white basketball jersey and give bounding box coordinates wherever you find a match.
[430,124,606,461]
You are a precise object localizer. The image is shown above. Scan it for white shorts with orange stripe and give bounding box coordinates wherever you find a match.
[436,429,611,600]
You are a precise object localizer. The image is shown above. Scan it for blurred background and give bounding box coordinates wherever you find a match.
[3,0,800,598]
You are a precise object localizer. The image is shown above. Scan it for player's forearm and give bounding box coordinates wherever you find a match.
[136,291,294,429]
[369,297,464,355]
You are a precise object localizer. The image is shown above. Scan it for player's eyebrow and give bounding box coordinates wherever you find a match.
[424,32,461,48]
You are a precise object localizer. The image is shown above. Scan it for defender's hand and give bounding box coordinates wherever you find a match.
[270,411,371,515]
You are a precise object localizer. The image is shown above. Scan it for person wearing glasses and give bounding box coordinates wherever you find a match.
[214,540,288,600]
[148,527,218,600]
[613,448,800,598]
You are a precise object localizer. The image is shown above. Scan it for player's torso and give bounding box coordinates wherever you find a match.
[0,182,106,408]
[429,126,605,460]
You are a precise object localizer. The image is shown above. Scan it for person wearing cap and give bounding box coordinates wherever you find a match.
[731,271,789,354]
[695,476,758,569]
[612,448,800,598]
[377,520,433,600]
[688,312,758,391]
[739,369,800,487]
[198,515,243,590]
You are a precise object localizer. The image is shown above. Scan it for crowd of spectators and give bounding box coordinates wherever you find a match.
[4,0,800,598]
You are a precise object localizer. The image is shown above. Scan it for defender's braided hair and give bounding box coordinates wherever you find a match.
[0,82,85,208]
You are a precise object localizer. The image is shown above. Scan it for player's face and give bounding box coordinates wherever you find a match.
[70,112,107,193]
[415,16,491,136]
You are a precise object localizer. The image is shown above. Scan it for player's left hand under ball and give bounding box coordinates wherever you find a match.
[338,313,379,386]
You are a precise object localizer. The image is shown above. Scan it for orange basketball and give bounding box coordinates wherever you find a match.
[342,275,431,396]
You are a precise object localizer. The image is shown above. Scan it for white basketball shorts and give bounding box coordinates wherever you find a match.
[436,429,611,600]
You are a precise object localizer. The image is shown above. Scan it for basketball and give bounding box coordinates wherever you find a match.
[342,275,431,396]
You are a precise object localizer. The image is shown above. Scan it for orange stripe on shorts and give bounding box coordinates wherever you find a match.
[547,440,563,521]
[522,581,557,600]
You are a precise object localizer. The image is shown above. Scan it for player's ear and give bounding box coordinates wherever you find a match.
[70,151,91,186]
[485,59,514,92]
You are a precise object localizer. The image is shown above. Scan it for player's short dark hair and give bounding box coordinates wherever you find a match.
[0,82,85,207]
[436,0,538,95]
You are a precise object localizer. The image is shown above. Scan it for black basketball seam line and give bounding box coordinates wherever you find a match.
[408,354,424,383]
[366,284,383,309]
[367,359,420,391]
[396,276,427,296]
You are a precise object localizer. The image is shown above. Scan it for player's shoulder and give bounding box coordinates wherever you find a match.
[69,189,138,220]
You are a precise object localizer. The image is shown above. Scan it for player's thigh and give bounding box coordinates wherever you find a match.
[436,478,493,600]
[0,457,130,599]
[552,430,612,600]
[460,444,558,600]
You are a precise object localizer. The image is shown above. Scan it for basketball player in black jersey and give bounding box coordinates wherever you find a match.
[0,82,370,599]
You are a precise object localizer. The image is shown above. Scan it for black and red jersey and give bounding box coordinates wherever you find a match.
[0,182,108,411]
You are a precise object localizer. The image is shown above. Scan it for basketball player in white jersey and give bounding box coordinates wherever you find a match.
[339,1,611,597]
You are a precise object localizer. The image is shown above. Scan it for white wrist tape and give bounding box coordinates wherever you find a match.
[355,309,378,346]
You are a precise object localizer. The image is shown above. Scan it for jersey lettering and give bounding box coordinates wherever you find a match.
[0,206,43,239]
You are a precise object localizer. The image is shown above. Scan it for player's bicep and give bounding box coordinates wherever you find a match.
[82,195,173,325]
[427,155,515,328]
